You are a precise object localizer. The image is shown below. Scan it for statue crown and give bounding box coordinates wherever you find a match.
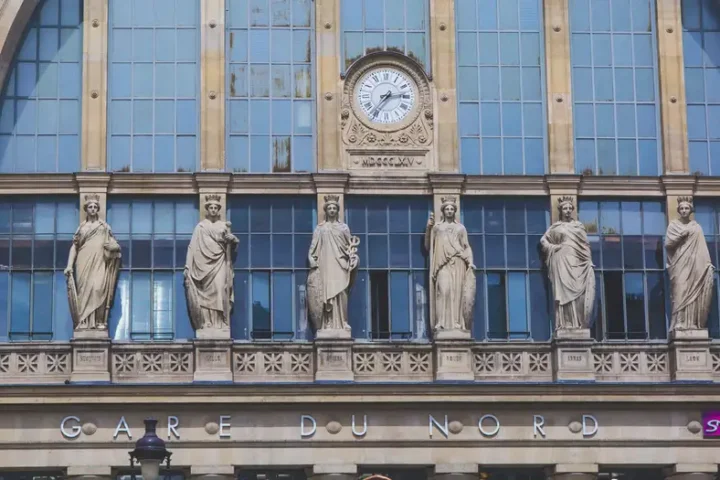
[441,196,457,206]
[205,194,222,203]
[557,196,574,210]
[84,193,100,205]
[677,196,693,207]
[324,195,340,205]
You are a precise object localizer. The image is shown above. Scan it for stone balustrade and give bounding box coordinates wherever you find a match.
[0,340,717,384]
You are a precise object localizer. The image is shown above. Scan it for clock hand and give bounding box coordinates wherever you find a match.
[370,91,393,118]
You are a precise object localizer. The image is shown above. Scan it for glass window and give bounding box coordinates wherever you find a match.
[464,197,552,341]
[570,0,661,175]
[108,1,199,172]
[228,195,316,340]
[107,197,197,341]
[341,0,430,72]
[346,196,431,340]
[0,0,83,173]
[683,0,720,175]
[456,0,547,174]
[226,0,315,173]
[693,199,720,338]
[579,199,667,340]
[0,197,78,341]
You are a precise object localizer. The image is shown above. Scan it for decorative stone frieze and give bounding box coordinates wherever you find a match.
[233,343,314,382]
[472,345,552,381]
[592,344,670,382]
[111,343,194,383]
[0,344,71,383]
[353,344,433,382]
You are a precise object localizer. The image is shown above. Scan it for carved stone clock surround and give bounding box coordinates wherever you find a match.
[341,52,435,172]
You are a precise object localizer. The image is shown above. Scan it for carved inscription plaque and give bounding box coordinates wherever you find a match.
[561,350,590,370]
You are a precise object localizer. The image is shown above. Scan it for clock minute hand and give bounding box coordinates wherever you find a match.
[370,90,393,118]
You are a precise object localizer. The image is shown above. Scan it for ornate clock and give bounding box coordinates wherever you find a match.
[341,52,434,172]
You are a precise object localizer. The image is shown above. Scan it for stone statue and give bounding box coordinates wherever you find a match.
[665,196,715,332]
[306,195,360,337]
[184,195,239,334]
[425,196,476,336]
[64,194,121,332]
[540,196,595,332]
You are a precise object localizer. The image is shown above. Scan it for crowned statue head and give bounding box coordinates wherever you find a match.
[440,196,458,222]
[323,195,341,222]
[204,194,223,221]
[557,196,575,222]
[677,196,694,221]
[83,194,101,220]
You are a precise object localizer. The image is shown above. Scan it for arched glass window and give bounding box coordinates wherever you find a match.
[0,0,83,173]
[107,0,200,172]
[570,0,661,176]
[341,0,430,72]
[456,0,547,175]
[226,0,315,173]
[683,0,720,175]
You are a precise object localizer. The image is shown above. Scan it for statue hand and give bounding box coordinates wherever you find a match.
[63,267,72,277]
[427,212,435,228]
[469,264,476,270]
[309,257,318,269]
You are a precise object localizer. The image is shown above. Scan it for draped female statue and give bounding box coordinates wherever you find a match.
[306,195,359,337]
[665,196,715,332]
[184,195,239,334]
[64,194,121,332]
[540,196,595,332]
[424,196,476,336]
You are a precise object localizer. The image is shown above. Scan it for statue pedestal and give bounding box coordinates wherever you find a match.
[552,330,595,381]
[669,329,712,381]
[435,339,474,381]
[70,335,111,383]
[315,339,354,382]
[434,329,472,341]
[315,328,352,340]
[193,339,233,382]
[195,327,231,340]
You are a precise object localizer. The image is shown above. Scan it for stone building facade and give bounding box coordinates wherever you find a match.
[0,0,719,479]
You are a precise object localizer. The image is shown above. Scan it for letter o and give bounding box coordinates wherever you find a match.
[478,414,500,437]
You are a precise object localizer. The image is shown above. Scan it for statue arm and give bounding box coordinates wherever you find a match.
[424,214,434,252]
[459,226,475,269]
[64,244,77,276]
[308,228,319,268]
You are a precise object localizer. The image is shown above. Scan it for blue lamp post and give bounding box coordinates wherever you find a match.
[128,419,172,480]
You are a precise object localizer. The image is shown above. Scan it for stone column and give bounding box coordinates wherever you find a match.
[71,174,112,382]
[432,463,479,480]
[191,465,235,480]
[544,0,574,174]
[656,0,690,174]
[315,0,342,171]
[308,464,357,480]
[664,464,718,480]
[200,0,226,171]
[430,0,459,172]
[546,465,598,480]
[81,0,108,172]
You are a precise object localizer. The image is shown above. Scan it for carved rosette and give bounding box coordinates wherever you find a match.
[341,52,434,171]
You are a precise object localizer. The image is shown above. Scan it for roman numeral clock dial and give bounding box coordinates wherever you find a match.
[356,67,417,126]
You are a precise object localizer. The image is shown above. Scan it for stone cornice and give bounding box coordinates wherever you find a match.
[579,175,665,197]
[230,173,315,194]
[312,172,351,193]
[348,173,432,195]
[74,172,111,191]
[428,173,466,193]
[662,175,698,195]
[194,172,232,193]
[0,174,77,194]
[108,173,196,194]
[463,176,548,195]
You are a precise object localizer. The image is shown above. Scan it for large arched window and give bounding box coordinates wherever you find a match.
[0,0,83,173]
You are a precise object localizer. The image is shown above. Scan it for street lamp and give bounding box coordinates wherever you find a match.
[128,418,172,480]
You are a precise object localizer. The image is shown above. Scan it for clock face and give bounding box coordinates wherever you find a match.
[356,68,416,125]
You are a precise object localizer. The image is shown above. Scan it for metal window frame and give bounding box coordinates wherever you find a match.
[455,0,549,175]
[228,195,316,341]
[107,0,201,173]
[225,0,317,173]
[569,0,663,176]
[339,0,433,74]
[580,199,668,342]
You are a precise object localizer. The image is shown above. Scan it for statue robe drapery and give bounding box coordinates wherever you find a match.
[307,221,354,330]
[428,221,475,331]
[185,219,234,330]
[665,219,715,331]
[540,220,595,330]
[71,220,120,329]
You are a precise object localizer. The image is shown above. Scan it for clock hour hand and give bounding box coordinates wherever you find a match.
[370,90,393,118]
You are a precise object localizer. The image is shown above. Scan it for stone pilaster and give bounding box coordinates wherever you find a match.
[433,463,479,480]
[552,334,596,382]
[313,172,350,223]
[544,0,574,174]
[662,176,696,223]
[75,173,111,222]
[195,174,232,221]
[193,339,233,382]
[546,175,581,224]
[669,329,713,382]
[81,0,108,172]
[429,173,465,216]
[435,339,474,381]
[308,463,357,480]
[316,0,342,171]
[200,0,226,170]
[656,0,690,174]
[664,464,718,480]
[546,464,598,480]
[430,0,459,172]
[315,339,354,382]
[71,337,111,382]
